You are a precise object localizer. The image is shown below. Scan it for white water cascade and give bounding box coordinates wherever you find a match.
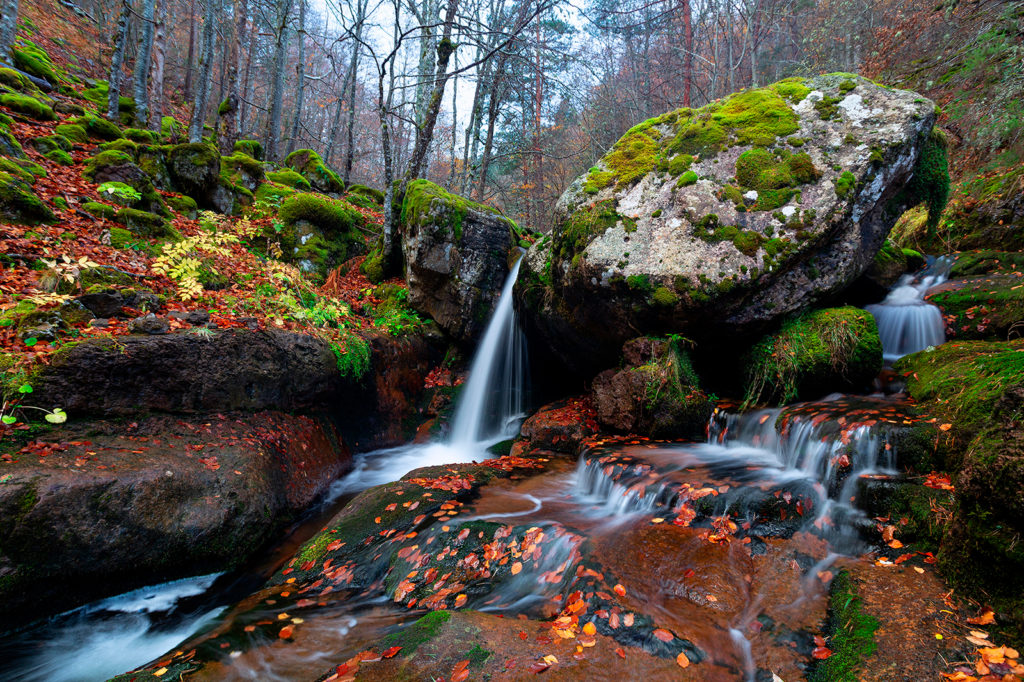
[328,257,528,494]
[866,256,952,363]
[448,256,528,448]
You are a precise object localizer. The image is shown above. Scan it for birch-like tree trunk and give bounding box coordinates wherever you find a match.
[285,0,306,156]
[188,0,217,143]
[0,0,20,59]
[149,0,167,131]
[342,0,368,184]
[132,0,156,126]
[108,0,131,122]
[265,0,294,160]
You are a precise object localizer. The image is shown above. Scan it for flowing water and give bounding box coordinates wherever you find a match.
[0,255,951,680]
[866,256,952,363]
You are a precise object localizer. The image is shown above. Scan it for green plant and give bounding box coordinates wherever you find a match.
[2,382,67,435]
[151,229,239,300]
[331,333,370,380]
[97,181,141,205]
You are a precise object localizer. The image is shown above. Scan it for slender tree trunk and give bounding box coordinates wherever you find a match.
[188,0,217,143]
[0,0,20,58]
[108,0,131,122]
[184,0,196,101]
[265,0,294,160]
[239,14,256,134]
[149,0,167,131]
[324,94,345,165]
[475,72,503,201]
[341,0,367,183]
[286,0,306,155]
[682,0,693,107]
[232,0,248,137]
[132,0,156,126]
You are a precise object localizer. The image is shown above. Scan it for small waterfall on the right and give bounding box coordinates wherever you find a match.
[865,256,953,363]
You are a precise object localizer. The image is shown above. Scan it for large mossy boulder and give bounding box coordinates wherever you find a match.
[283,148,344,194]
[83,150,166,215]
[895,340,1024,633]
[516,74,940,373]
[167,142,220,200]
[221,151,265,191]
[741,306,882,404]
[591,336,713,439]
[275,193,365,278]
[0,170,55,224]
[400,179,516,343]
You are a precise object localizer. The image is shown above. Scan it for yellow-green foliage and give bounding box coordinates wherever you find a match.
[744,306,882,405]
[151,229,239,300]
[267,169,311,190]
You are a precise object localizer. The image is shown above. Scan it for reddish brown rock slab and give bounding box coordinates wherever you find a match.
[842,557,963,682]
[348,610,725,681]
[0,411,350,631]
[519,397,598,454]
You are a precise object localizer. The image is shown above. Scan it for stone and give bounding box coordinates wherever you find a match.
[128,314,169,335]
[515,74,941,373]
[401,179,516,344]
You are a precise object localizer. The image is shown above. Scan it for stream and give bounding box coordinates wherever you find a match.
[0,257,952,681]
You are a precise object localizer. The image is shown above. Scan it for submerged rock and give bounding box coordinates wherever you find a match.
[401,179,516,344]
[516,74,940,373]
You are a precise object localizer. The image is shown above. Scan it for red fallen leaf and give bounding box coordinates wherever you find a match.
[653,628,674,642]
[814,635,826,647]
[615,647,626,659]
[279,625,294,639]
[519,631,528,640]
[528,662,551,673]
[676,651,690,668]
[382,646,402,659]
[967,608,996,626]
[812,646,833,659]
[613,584,626,597]
[450,659,471,682]
[684,569,695,579]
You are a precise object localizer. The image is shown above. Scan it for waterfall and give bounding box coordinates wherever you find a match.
[448,256,528,449]
[866,256,952,363]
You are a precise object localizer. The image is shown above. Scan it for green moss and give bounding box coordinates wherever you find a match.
[165,194,198,216]
[743,306,882,405]
[233,139,263,161]
[651,286,678,307]
[838,79,857,93]
[99,138,139,156]
[254,181,295,204]
[82,150,133,182]
[602,124,662,189]
[360,243,386,284]
[0,93,55,121]
[116,208,170,238]
[0,157,35,184]
[160,116,181,141]
[346,184,384,204]
[283,149,344,194]
[72,114,124,141]
[108,227,133,248]
[402,179,512,243]
[279,193,362,235]
[44,148,73,166]
[0,68,27,90]
[11,44,62,83]
[380,610,452,655]
[0,171,56,225]
[808,570,879,682]
[731,230,763,256]
[770,77,812,103]
[30,135,71,154]
[835,171,856,199]
[558,198,623,259]
[815,95,843,120]
[123,128,157,144]
[668,154,694,176]
[266,169,310,190]
[676,170,698,187]
[82,201,116,220]
[905,128,950,233]
[54,123,87,143]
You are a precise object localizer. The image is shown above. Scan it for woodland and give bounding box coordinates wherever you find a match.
[0,0,1021,680]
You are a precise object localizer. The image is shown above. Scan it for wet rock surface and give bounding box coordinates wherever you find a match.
[0,411,350,630]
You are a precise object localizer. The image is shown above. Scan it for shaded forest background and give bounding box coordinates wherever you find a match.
[13,0,1024,232]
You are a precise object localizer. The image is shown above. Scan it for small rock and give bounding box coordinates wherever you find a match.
[19,325,57,342]
[88,318,109,328]
[128,314,169,335]
[185,310,210,325]
[124,291,161,312]
[77,291,124,318]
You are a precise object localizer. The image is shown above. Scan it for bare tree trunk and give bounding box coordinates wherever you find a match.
[341,0,367,184]
[286,0,306,155]
[218,0,240,154]
[682,0,693,107]
[265,0,294,160]
[108,0,131,122]
[232,0,248,137]
[149,0,167,131]
[188,0,217,143]
[184,0,196,101]
[475,71,503,201]
[239,12,256,134]
[132,0,156,126]
[0,0,20,58]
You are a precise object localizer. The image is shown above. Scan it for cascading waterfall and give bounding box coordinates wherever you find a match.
[448,256,528,449]
[866,256,953,363]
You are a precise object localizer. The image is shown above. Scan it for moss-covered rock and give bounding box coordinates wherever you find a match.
[11,43,62,84]
[517,74,939,374]
[0,93,55,121]
[275,193,365,278]
[83,151,167,216]
[54,123,87,143]
[82,201,117,220]
[743,306,882,405]
[116,208,172,238]
[401,179,517,343]
[592,336,713,439]
[72,114,124,141]
[99,138,139,157]
[0,171,55,224]
[123,127,157,144]
[167,142,220,202]
[43,148,73,166]
[160,116,181,142]
[30,134,71,154]
[0,67,28,91]
[233,139,263,160]
[283,148,344,194]
[927,272,1024,342]
[266,168,310,190]
[165,194,198,218]
[0,157,37,184]
[347,183,384,204]
[221,152,264,191]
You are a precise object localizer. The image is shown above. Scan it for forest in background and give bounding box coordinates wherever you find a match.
[9,0,1021,234]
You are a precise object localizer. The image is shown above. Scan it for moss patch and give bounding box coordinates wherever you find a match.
[808,570,879,682]
[401,179,513,243]
[0,93,55,121]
